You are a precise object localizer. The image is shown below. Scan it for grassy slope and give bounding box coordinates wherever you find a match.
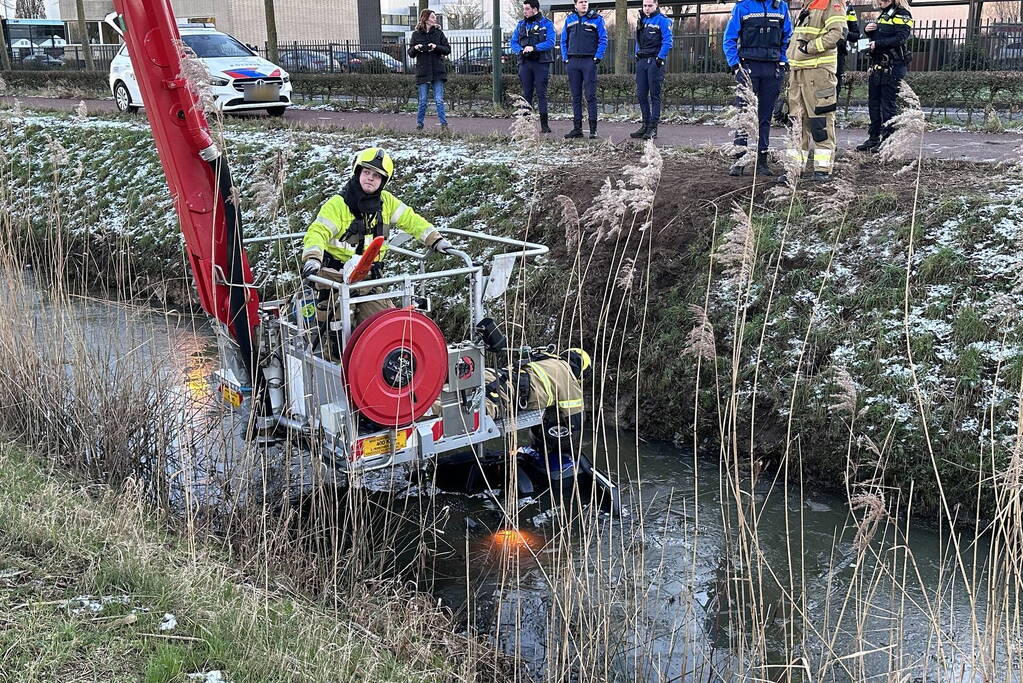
[0,444,494,682]
[5,108,1023,518]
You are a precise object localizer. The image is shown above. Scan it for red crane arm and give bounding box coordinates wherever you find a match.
[112,0,259,367]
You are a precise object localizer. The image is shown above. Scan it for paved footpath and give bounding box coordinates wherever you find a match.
[5,96,1022,163]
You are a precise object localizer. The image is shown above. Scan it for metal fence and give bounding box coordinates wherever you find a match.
[5,18,1023,75]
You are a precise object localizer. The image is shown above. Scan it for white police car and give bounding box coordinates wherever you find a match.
[108,25,293,116]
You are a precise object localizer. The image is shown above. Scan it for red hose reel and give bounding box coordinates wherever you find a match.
[342,308,447,427]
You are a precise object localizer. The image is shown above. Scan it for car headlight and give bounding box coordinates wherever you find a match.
[210,77,230,87]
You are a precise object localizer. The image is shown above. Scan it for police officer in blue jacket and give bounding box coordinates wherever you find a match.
[723,0,793,176]
[560,0,608,139]
[511,0,557,134]
[629,0,673,141]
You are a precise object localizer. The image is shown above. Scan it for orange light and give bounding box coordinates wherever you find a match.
[488,528,540,551]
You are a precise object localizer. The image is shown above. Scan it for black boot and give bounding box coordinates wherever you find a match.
[856,137,880,152]
[588,119,598,139]
[643,122,658,140]
[755,151,773,176]
[565,120,583,139]
[630,122,648,139]
[540,112,551,134]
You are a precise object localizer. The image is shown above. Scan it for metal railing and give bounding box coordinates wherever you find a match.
[5,19,1023,75]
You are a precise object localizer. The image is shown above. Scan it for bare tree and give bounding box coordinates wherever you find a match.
[505,0,524,23]
[445,0,489,29]
[15,0,45,18]
[612,0,627,74]
[983,0,1021,21]
[74,0,94,70]
[264,0,278,63]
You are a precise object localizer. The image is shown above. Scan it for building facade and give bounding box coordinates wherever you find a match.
[57,0,380,47]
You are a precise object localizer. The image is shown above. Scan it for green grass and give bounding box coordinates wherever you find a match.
[0,445,493,682]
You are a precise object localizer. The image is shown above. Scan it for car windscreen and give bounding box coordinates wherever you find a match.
[181,33,252,59]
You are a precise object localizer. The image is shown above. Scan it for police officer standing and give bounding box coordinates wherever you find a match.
[561,0,608,139]
[630,0,673,141]
[723,0,793,176]
[856,0,912,152]
[836,1,861,97]
[511,0,557,134]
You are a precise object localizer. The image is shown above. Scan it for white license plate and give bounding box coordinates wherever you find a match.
[244,83,280,102]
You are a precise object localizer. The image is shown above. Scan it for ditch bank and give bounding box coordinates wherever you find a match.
[3,108,1021,519]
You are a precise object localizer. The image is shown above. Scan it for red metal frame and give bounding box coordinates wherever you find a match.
[112,0,259,343]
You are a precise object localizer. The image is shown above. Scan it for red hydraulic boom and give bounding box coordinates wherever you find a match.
[111,0,260,377]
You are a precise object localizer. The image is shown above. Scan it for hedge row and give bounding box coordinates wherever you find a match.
[4,68,1023,119]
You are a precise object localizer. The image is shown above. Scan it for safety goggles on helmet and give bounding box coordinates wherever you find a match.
[352,148,394,189]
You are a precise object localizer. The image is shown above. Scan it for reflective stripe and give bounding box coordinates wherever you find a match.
[558,398,584,409]
[315,215,343,237]
[845,11,856,20]
[794,26,825,35]
[390,202,407,224]
[785,149,810,162]
[791,55,837,67]
[825,15,847,26]
[814,150,834,168]
[879,16,913,26]
[527,363,556,408]
[814,37,825,52]
[327,240,356,258]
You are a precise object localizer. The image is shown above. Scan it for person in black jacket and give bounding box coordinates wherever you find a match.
[408,10,451,131]
[856,0,912,151]
[836,2,861,98]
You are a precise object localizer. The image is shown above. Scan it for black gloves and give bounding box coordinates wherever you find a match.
[593,57,601,63]
[656,57,664,67]
[301,258,321,278]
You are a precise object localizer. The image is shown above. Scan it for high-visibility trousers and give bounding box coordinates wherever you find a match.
[787,66,838,174]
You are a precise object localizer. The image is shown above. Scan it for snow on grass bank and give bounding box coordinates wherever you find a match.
[0,110,565,296]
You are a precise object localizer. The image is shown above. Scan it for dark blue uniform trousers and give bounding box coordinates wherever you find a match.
[566,56,598,123]
[868,64,905,140]
[518,60,551,115]
[635,57,665,124]
[733,60,783,153]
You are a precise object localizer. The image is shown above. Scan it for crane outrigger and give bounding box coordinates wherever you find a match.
[108,0,618,513]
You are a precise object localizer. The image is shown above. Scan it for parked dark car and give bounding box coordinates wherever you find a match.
[452,46,516,75]
[333,50,404,73]
[20,53,65,69]
[277,49,331,73]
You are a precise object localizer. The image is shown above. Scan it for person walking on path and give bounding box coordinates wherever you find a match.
[409,10,451,131]
[723,0,793,176]
[511,0,557,134]
[630,0,673,141]
[560,0,607,139]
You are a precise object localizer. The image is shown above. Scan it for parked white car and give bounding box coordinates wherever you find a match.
[109,27,293,116]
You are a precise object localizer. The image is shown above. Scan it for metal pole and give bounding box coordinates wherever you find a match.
[492,0,502,104]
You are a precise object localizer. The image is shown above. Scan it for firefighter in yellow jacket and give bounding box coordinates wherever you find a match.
[301,148,452,324]
[785,0,847,180]
[484,348,591,466]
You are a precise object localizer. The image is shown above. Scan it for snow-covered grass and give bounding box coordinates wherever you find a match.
[0,109,565,303]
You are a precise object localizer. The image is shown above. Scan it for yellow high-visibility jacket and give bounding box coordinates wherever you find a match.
[301,191,437,264]
[786,0,847,70]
